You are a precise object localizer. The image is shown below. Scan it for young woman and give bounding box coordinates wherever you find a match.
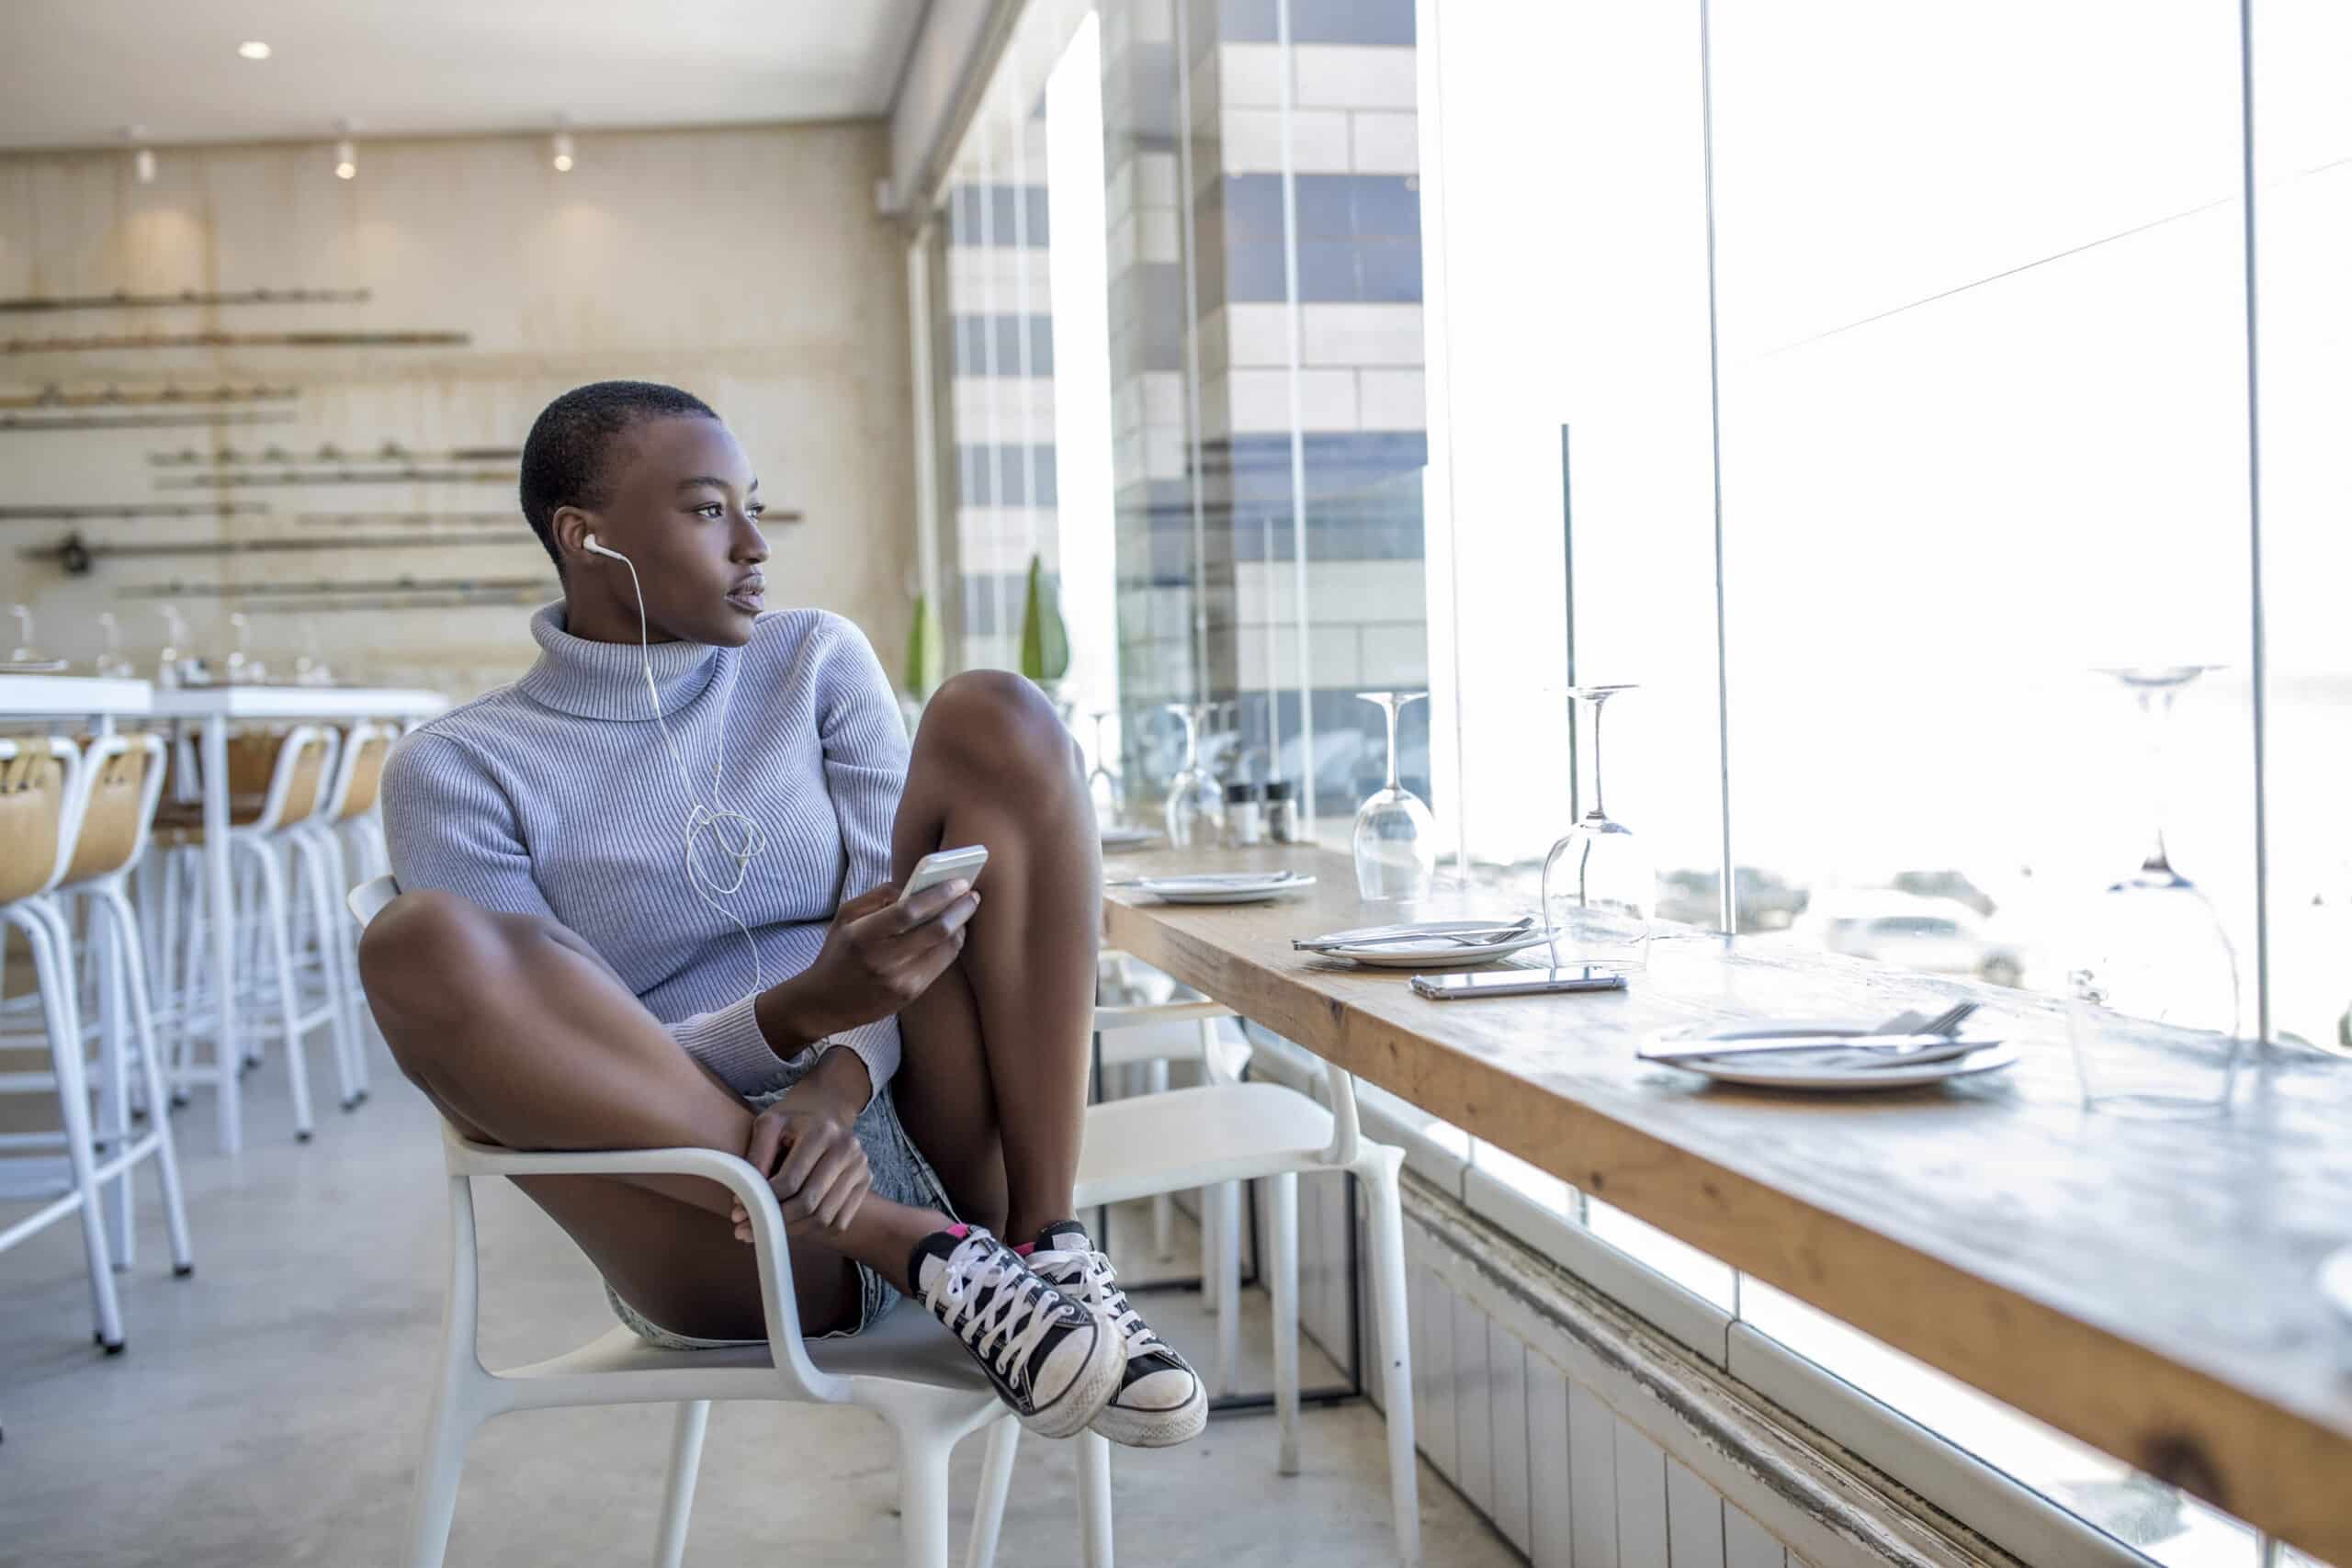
[362,380,1204,1448]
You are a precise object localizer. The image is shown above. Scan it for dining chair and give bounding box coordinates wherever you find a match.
[0,738,129,1348]
[46,731,194,1277]
[347,874,1114,1568]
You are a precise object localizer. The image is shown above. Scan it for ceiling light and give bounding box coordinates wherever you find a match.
[334,138,356,180]
[550,131,574,173]
[237,39,271,60]
[134,148,156,184]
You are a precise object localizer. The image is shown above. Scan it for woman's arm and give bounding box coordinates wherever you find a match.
[379,732,786,1097]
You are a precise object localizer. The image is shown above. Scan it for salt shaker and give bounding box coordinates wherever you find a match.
[1265,779,1300,844]
[1224,781,1264,847]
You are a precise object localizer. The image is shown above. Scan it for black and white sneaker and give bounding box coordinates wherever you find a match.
[909,1227,1124,1440]
[1030,1221,1208,1449]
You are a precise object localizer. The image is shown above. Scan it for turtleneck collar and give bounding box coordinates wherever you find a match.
[514,601,727,721]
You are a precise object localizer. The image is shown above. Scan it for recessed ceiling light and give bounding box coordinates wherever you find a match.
[237,40,272,60]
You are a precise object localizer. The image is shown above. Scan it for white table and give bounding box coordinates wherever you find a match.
[0,674,154,725]
[150,686,447,1152]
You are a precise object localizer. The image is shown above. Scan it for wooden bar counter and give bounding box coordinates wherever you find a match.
[1101,843,2352,1562]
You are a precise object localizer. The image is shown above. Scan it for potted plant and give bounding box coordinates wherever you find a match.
[1017,554,1070,712]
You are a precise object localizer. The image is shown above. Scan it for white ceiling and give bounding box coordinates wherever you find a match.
[0,0,931,151]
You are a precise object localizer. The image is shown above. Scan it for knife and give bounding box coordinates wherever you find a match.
[1640,1034,1996,1068]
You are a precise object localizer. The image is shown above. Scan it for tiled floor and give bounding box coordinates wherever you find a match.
[0,1035,1517,1566]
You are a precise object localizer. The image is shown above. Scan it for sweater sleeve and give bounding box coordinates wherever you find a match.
[379,731,787,1098]
[812,616,915,1100]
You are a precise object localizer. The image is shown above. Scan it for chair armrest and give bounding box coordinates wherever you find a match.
[441,1127,844,1402]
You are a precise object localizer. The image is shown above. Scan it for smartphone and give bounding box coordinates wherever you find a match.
[899,845,989,906]
[1411,965,1628,1000]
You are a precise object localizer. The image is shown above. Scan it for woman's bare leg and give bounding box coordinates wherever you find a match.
[887,671,1102,1245]
[358,890,946,1337]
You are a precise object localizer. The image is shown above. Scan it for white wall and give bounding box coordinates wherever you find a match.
[0,121,915,698]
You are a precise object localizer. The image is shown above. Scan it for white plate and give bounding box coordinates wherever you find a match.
[1100,825,1159,850]
[1319,928,1557,969]
[1138,872,1316,905]
[1654,1023,2018,1091]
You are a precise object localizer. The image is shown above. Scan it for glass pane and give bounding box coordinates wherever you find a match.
[1418,1,1720,907]
[1710,0,2258,1018]
[2252,0,2352,1051]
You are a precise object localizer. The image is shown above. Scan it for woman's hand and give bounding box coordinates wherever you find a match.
[731,1073,873,1241]
[758,878,979,1048]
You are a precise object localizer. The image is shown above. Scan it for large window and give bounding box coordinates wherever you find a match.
[919,1,2346,1564]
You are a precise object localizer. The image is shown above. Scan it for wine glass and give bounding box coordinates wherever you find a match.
[1085,708,1126,827]
[1351,691,1433,900]
[8,604,37,662]
[1542,685,1653,970]
[1160,702,1225,848]
[94,612,133,679]
[2065,667,2243,1115]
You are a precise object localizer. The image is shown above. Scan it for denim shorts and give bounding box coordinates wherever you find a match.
[604,1080,956,1349]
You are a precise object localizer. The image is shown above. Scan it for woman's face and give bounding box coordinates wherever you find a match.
[553,414,770,647]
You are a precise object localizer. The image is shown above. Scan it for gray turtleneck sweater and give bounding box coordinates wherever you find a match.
[379,602,909,1100]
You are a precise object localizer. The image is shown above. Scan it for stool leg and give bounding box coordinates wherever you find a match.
[1270,1171,1299,1476]
[1358,1148,1420,1566]
[246,840,314,1140]
[1146,1060,1173,1259]
[295,835,362,1111]
[1215,1180,1241,1395]
[100,884,194,1276]
[94,897,135,1269]
[17,904,123,1351]
[1077,1428,1114,1568]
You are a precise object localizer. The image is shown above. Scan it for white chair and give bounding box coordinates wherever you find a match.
[0,739,126,1348]
[1071,1005,1422,1566]
[46,732,194,1278]
[154,726,358,1138]
[347,875,1114,1568]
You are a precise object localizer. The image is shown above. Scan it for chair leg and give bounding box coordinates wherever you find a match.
[320,829,371,1100]
[16,904,123,1351]
[651,1400,709,1568]
[1270,1172,1300,1476]
[94,901,135,1269]
[98,884,195,1276]
[246,840,314,1140]
[295,835,362,1111]
[1146,1062,1173,1260]
[963,1415,1020,1568]
[1214,1180,1241,1395]
[1356,1148,1421,1567]
[1077,1428,1114,1568]
[888,1416,954,1568]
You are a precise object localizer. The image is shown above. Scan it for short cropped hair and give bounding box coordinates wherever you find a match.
[518,381,718,568]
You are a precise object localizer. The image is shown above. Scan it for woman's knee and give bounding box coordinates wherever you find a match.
[357,890,532,1061]
[916,671,1081,784]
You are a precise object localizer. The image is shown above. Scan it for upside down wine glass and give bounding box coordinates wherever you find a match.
[1085,707,1126,827]
[2064,667,2243,1115]
[1161,702,1224,848]
[1542,685,1652,971]
[1351,690,1434,900]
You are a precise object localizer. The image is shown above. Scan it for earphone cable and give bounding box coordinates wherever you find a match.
[611,548,771,989]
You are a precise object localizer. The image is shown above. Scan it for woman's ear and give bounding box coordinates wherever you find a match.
[550,504,596,566]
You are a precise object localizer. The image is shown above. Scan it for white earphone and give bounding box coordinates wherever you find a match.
[585,531,770,987]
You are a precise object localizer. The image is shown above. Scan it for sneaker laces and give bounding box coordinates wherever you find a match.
[1034,1244,1168,1356]
[923,1235,1071,1389]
